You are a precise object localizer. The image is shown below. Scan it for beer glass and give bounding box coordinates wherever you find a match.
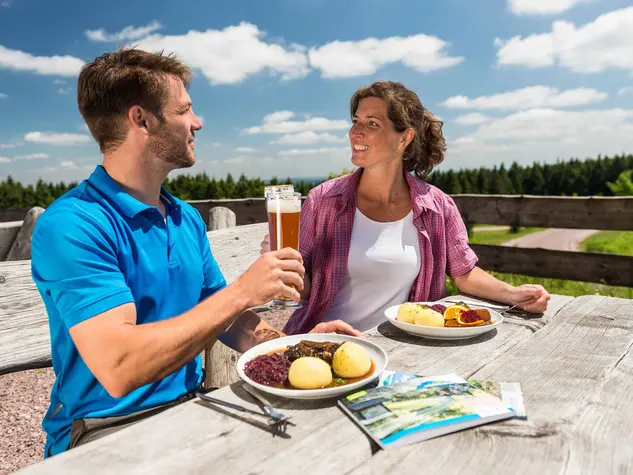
[266,191,302,308]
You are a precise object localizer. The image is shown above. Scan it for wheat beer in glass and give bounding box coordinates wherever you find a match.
[266,191,302,308]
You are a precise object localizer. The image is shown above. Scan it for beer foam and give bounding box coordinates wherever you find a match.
[266,198,301,213]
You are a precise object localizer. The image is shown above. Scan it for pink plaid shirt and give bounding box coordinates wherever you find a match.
[282,168,479,335]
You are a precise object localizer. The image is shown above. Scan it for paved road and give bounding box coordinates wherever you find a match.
[502,228,600,251]
[472,226,509,233]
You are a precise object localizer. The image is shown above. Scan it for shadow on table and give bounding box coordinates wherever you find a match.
[194,395,293,439]
[374,321,499,347]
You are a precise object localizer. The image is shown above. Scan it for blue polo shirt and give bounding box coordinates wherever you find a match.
[31,165,227,458]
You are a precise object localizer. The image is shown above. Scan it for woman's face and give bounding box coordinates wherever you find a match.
[349,97,410,170]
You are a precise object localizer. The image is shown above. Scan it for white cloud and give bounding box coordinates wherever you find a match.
[13,153,49,160]
[134,22,309,85]
[86,20,162,42]
[57,87,71,95]
[455,113,491,125]
[271,131,347,145]
[263,111,295,124]
[243,114,349,135]
[442,86,607,110]
[223,156,246,164]
[508,0,593,16]
[233,147,257,153]
[52,79,67,85]
[618,87,633,96]
[0,156,9,163]
[24,131,91,145]
[308,34,463,78]
[495,7,633,74]
[211,142,221,147]
[1,0,10,7]
[278,146,348,156]
[0,44,84,76]
[60,160,77,169]
[448,107,633,168]
[0,92,7,99]
[0,142,23,149]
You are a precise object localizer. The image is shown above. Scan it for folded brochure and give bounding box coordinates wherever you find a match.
[338,373,522,449]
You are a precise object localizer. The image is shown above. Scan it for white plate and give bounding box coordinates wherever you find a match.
[236,333,388,400]
[384,302,503,340]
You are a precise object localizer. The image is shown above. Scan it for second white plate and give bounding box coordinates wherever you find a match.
[384,302,503,340]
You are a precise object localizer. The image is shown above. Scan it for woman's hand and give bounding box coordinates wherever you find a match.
[509,284,551,313]
[309,320,362,336]
[260,234,270,255]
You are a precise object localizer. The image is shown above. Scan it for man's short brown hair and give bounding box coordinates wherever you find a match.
[77,48,192,153]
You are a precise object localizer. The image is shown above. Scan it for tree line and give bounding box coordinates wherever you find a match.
[0,153,631,209]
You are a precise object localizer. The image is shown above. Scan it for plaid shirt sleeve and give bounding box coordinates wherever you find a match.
[443,195,478,277]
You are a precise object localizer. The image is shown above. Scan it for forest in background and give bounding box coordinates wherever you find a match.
[0,153,632,208]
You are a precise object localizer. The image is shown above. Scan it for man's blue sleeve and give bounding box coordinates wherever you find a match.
[31,210,135,329]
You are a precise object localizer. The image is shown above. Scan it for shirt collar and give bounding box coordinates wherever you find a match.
[322,167,439,215]
[87,165,181,219]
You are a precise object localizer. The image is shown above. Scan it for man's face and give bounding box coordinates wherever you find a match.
[147,76,203,169]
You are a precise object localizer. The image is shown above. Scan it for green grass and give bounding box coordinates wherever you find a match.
[469,227,545,246]
[446,272,633,299]
[580,231,633,256]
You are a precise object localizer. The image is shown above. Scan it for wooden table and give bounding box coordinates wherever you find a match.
[16,293,633,474]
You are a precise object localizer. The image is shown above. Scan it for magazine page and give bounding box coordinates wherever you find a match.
[339,376,516,449]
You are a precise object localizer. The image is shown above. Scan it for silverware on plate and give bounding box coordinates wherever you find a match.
[441,299,531,314]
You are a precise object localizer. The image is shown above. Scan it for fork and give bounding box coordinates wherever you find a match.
[196,390,293,434]
[242,385,294,427]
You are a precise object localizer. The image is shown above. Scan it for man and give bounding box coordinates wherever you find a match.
[31,48,359,458]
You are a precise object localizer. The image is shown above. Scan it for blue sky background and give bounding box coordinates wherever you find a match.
[1,0,632,184]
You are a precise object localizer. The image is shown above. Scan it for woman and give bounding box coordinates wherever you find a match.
[262,80,550,334]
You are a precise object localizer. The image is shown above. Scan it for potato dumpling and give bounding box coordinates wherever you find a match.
[396,302,420,324]
[332,342,371,378]
[415,307,445,327]
[288,357,332,389]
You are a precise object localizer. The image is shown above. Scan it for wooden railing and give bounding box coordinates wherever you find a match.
[1,195,632,286]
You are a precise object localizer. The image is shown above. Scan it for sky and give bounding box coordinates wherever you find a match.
[1,0,632,185]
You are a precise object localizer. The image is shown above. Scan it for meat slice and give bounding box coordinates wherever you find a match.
[284,340,342,364]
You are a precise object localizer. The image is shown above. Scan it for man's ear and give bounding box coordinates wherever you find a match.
[128,106,152,135]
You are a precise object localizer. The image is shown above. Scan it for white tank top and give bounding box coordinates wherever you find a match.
[324,207,421,332]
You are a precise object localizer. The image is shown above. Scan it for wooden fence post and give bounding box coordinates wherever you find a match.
[6,207,45,261]
[208,206,237,231]
[203,206,242,390]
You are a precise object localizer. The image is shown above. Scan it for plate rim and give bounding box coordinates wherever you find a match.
[236,333,389,398]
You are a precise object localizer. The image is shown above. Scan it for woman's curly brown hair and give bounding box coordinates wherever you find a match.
[350,80,446,180]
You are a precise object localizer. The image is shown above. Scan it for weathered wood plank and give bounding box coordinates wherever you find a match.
[0,260,51,374]
[350,295,633,475]
[453,194,633,230]
[189,199,269,227]
[473,243,633,287]
[15,295,576,475]
[0,221,21,261]
[0,208,30,223]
